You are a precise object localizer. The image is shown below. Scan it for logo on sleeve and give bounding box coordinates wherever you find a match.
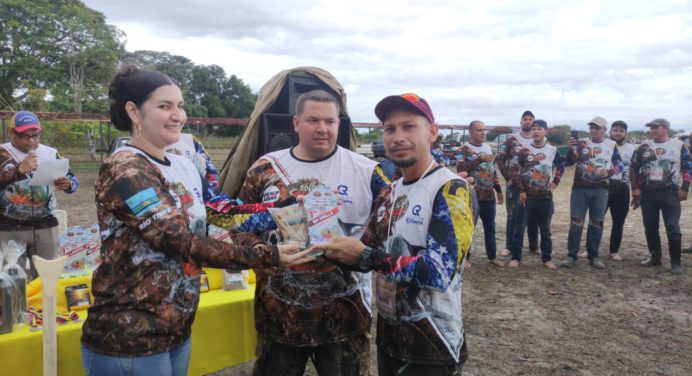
[262,185,281,203]
[126,188,161,218]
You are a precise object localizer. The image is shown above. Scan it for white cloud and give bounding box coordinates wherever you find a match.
[85,0,692,130]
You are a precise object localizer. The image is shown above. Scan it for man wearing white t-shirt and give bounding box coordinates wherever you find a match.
[630,118,692,274]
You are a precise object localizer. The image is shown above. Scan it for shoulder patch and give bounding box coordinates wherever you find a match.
[126,187,161,218]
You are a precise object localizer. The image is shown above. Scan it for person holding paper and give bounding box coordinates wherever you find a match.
[80,66,314,376]
[0,111,78,278]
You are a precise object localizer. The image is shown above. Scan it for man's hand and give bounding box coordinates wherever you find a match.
[480,153,494,163]
[678,189,688,202]
[277,243,318,266]
[568,137,577,147]
[305,237,365,266]
[598,168,609,178]
[519,192,527,207]
[631,188,641,210]
[18,153,38,174]
[496,191,504,205]
[548,183,557,191]
[54,177,72,191]
[457,171,475,185]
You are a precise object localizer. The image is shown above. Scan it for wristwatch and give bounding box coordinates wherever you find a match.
[357,246,374,272]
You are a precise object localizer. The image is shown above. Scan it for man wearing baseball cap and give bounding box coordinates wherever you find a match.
[497,110,537,260]
[312,93,474,375]
[560,116,623,270]
[606,120,636,261]
[513,119,565,269]
[630,118,692,274]
[0,111,79,278]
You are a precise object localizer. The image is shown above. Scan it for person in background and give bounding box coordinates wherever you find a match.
[80,66,313,376]
[457,120,504,267]
[560,117,623,270]
[630,118,691,274]
[0,111,79,278]
[515,120,564,269]
[604,120,636,260]
[496,111,536,258]
[431,137,450,166]
[312,92,474,375]
[167,133,221,201]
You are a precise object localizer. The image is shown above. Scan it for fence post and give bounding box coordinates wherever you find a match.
[99,121,104,162]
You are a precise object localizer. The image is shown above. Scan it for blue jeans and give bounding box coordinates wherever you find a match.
[526,199,554,262]
[567,187,609,260]
[505,184,520,250]
[81,338,191,376]
[478,200,498,260]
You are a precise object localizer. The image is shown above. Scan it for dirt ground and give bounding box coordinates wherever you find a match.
[58,166,692,376]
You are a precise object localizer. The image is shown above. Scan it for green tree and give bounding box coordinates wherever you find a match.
[0,0,123,111]
[548,124,571,145]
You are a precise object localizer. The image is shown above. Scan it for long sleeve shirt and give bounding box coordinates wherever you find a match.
[496,132,533,183]
[630,138,692,193]
[82,148,279,356]
[360,167,474,364]
[565,138,623,189]
[517,142,564,199]
[456,142,501,201]
[0,143,78,230]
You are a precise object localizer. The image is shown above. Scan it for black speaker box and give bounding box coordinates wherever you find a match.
[260,113,352,155]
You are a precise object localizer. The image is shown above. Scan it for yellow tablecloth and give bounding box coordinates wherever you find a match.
[0,285,257,376]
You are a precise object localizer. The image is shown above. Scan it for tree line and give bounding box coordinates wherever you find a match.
[1,0,256,136]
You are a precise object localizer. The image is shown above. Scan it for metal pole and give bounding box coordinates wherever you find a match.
[1,117,5,143]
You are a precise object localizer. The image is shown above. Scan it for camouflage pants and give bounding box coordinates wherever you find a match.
[252,332,370,376]
[377,349,463,376]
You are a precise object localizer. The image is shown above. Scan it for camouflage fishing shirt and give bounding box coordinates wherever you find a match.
[238,146,380,347]
[82,149,279,356]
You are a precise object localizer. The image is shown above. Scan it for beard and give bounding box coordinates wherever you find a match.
[392,156,418,168]
[611,134,626,143]
[521,126,532,133]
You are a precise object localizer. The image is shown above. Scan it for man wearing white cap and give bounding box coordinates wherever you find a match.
[560,117,623,270]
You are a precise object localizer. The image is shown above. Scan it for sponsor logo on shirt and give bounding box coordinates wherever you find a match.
[262,185,280,203]
[406,204,424,225]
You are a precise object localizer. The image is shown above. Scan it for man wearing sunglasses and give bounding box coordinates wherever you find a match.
[0,111,79,278]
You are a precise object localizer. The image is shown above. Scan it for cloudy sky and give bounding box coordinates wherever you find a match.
[83,0,692,131]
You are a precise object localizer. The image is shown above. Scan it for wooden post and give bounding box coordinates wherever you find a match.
[32,255,67,376]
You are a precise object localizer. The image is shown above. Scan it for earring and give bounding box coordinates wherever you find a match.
[134,122,142,138]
